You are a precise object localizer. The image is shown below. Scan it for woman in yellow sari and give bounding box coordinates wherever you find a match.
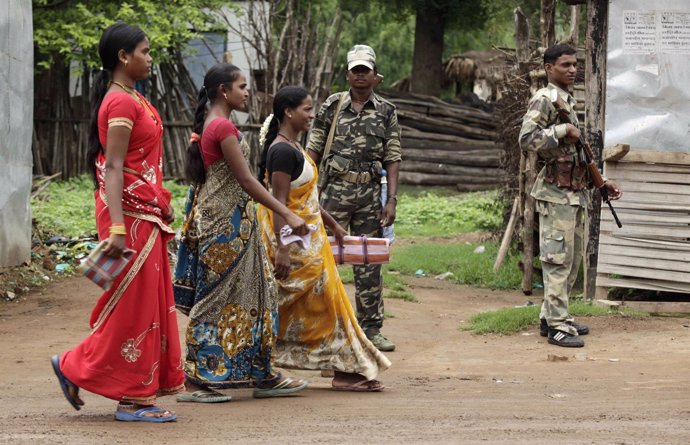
[256,86,390,391]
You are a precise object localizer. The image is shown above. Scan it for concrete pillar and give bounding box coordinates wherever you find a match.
[0,0,33,267]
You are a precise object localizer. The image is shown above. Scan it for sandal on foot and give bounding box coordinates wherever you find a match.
[50,355,83,411]
[332,379,384,392]
[176,389,232,403]
[253,376,308,399]
[115,406,177,423]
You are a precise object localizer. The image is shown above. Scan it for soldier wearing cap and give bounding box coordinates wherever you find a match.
[306,44,401,352]
[519,44,622,348]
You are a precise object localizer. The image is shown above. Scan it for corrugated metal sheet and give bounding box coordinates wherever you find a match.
[607,0,690,151]
[0,0,33,267]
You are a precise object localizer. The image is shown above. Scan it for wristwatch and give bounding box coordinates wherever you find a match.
[387,195,397,202]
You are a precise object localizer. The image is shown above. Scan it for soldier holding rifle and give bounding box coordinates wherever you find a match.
[519,44,622,348]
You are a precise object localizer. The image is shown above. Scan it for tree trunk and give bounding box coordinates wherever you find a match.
[515,7,530,70]
[569,5,580,46]
[410,7,445,96]
[584,0,608,300]
[540,0,556,48]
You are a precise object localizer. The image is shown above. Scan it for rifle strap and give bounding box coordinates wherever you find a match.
[317,92,347,197]
[322,92,348,163]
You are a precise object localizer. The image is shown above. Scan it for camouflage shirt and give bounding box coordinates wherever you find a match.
[306,91,402,169]
[519,82,589,207]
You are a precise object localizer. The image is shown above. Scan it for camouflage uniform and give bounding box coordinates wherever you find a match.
[519,83,590,336]
[307,91,402,334]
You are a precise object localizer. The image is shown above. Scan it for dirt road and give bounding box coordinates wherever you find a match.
[1,275,689,444]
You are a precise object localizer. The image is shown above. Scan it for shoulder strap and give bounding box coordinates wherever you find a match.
[322,92,347,161]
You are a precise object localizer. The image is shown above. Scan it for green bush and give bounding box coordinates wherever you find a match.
[395,188,502,238]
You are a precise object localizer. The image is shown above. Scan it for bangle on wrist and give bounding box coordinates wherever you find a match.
[109,224,127,235]
[387,195,397,202]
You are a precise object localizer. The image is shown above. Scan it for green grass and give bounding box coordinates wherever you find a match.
[395,187,502,238]
[337,265,354,284]
[337,265,417,301]
[384,289,417,302]
[31,176,97,238]
[464,302,648,335]
[389,241,522,289]
[32,175,190,237]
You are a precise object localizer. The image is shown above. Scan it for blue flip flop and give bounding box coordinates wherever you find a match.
[114,406,177,423]
[50,355,82,411]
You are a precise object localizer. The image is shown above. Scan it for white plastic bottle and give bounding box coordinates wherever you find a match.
[380,169,395,244]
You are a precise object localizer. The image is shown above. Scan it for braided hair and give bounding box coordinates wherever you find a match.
[184,63,242,185]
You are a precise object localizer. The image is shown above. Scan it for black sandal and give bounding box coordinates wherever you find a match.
[51,355,83,410]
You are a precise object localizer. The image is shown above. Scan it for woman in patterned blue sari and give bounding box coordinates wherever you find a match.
[173,63,309,402]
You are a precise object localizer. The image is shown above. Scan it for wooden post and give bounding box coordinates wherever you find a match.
[540,0,556,48]
[584,0,608,300]
[515,7,536,295]
[515,7,530,71]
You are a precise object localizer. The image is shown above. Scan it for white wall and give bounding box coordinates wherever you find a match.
[0,0,33,267]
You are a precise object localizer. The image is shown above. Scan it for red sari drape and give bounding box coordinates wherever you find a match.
[60,92,184,404]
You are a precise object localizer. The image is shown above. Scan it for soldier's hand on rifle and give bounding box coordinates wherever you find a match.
[603,180,622,201]
[564,124,581,144]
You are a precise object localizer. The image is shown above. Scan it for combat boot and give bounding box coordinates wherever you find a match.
[366,329,395,352]
[540,318,589,337]
[548,328,584,347]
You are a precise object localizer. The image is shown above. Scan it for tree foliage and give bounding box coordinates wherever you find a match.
[331,0,578,92]
[32,0,232,71]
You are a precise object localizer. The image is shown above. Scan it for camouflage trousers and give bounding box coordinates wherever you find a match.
[537,200,584,336]
[320,178,384,333]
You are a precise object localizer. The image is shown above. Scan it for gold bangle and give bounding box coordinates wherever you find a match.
[109,224,127,235]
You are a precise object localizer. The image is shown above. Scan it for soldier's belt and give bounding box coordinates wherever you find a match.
[340,171,373,184]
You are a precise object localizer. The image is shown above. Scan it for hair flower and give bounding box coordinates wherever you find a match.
[259,114,274,148]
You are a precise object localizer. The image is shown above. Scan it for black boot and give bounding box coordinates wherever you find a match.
[548,328,584,347]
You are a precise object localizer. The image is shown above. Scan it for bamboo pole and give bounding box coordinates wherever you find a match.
[494,197,519,271]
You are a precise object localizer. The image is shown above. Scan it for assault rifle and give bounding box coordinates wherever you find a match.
[551,93,622,228]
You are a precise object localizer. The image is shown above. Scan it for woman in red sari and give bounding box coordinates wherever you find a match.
[50,23,184,423]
